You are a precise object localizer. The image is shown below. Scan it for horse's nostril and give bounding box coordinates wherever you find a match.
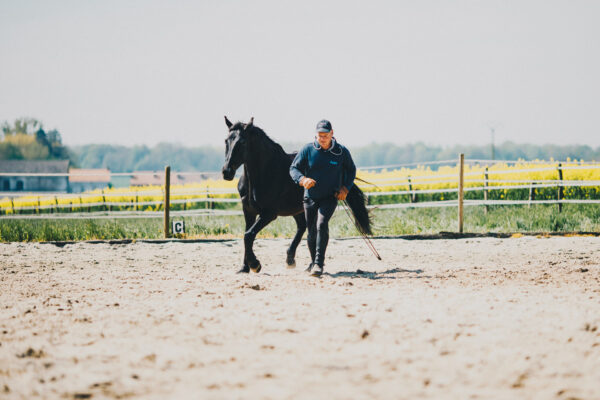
[222,167,234,180]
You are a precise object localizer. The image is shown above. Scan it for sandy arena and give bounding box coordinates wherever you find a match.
[1,236,599,399]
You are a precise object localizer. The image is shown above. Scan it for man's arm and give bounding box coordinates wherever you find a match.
[289,148,307,185]
[290,146,316,189]
[342,147,356,191]
[336,147,356,200]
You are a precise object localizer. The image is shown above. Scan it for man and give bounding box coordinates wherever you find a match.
[289,119,356,277]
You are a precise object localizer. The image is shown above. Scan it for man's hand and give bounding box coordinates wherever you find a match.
[300,177,316,189]
[335,186,349,201]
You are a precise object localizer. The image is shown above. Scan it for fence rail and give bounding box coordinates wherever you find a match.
[2,157,600,237]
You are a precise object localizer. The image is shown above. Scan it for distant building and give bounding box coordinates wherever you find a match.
[110,175,131,189]
[0,160,69,192]
[0,162,223,193]
[68,168,111,193]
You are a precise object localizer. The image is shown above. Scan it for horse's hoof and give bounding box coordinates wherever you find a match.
[250,261,262,273]
[286,257,296,269]
[237,266,250,274]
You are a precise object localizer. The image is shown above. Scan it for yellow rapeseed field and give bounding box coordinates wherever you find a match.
[1,160,599,213]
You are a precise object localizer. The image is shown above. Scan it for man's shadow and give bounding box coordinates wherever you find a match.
[325,267,429,280]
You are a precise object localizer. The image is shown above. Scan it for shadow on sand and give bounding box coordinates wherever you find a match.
[325,267,428,280]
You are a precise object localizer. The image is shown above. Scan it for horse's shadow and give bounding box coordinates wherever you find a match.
[325,267,428,280]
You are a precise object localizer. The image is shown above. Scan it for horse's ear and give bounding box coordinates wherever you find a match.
[224,116,232,129]
[247,117,254,128]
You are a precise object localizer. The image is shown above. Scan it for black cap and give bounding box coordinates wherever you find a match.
[316,119,332,133]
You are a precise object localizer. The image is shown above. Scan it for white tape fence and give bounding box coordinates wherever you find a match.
[2,158,600,230]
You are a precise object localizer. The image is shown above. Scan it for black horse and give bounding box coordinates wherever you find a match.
[222,116,371,273]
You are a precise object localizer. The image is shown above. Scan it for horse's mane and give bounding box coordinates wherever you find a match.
[233,122,290,159]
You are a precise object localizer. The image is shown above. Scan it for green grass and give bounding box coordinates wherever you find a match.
[1,204,599,242]
[373,204,600,234]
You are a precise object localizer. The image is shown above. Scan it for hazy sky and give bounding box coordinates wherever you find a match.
[1,0,599,148]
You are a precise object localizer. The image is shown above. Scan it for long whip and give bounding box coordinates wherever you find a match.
[341,199,381,260]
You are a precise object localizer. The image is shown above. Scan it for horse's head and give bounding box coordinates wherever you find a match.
[222,116,254,180]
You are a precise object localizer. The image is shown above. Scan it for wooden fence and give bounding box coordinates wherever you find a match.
[3,156,600,238]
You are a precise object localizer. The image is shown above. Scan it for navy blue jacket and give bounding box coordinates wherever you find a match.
[289,140,356,200]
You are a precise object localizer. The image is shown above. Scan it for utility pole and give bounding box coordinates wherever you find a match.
[490,127,495,161]
[486,122,502,161]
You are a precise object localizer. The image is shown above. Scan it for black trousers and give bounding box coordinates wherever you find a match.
[303,196,337,267]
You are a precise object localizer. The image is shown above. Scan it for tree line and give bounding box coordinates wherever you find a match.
[69,141,600,172]
[0,118,70,160]
[2,118,599,171]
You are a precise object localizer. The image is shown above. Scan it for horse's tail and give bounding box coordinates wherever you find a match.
[345,185,372,236]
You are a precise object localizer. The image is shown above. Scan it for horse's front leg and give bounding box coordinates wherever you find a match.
[244,212,277,273]
[238,207,257,273]
[286,213,307,268]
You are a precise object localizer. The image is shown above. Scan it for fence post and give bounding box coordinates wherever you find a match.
[54,196,58,213]
[206,187,212,210]
[557,163,563,213]
[458,154,464,233]
[135,192,139,211]
[408,176,414,203]
[528,182,535,208]
[11,198,15,215]
[102,189,107,212]
[483,167,489,215]
[164,166,171,238]
[37,197,41,215]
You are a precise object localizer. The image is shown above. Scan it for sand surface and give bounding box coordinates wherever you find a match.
[1,236,599,399]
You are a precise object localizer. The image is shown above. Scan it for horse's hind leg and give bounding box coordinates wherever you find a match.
[286,213,307,268]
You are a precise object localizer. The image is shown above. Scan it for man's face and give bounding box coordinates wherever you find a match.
[316,131,333,149]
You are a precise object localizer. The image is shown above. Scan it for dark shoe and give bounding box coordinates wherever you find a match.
[311,264,323,277]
